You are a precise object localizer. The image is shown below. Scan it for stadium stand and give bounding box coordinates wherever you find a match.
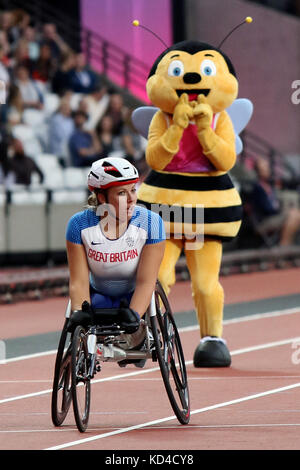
[0,3,149,267]
[0,0,299,289]
[6,187,48,264]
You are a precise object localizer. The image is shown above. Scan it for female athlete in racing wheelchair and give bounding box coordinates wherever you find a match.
[51,156,190,432]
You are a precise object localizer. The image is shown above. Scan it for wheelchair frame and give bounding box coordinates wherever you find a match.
[51,281,190,432]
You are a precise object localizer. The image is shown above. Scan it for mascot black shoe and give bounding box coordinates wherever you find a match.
[193,337,231,368]
[132,18,253,368]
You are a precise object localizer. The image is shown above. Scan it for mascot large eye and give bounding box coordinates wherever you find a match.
[168,60,184,77]
[200,59,217,76]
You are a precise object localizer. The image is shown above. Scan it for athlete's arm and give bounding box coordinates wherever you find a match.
[66,240,91,310]
[129,240,165,316]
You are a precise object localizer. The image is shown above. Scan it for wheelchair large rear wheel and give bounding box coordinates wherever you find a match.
[51,319,72,426]
[71,325,91,432]
[150,281,190,425]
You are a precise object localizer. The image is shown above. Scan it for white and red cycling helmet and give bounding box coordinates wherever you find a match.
[87,157,139,191]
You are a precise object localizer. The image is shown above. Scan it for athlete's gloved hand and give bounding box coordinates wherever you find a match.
[67,301,94,332]
[118,306,140,334]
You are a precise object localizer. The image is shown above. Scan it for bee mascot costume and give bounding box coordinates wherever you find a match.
[132,18,253,367]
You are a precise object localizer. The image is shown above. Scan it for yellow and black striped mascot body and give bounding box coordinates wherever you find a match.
[137,41,243,367]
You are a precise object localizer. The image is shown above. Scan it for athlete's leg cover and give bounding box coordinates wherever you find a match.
[158,238,184,297]
[157,237,228,367]
[159,238,224,338]
[185,239,224,338]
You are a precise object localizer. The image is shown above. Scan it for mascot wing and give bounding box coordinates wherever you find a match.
[131,99,253,155]
[131,106,159,139]
[226,98,253,155]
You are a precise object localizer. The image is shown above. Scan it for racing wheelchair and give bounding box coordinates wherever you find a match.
[51,281,190,432]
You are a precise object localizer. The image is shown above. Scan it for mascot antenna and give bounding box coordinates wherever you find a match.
[217,17,253,49]
[132,17,252,51]
[132,20,169,48]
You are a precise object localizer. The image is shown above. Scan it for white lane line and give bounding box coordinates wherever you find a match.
[3,422,300,435]
[0,427,122,434]
[89,375,300,382]
[2,306,300,364]
[45,382,300,450]
[0,380,52,384]
[230,337,300,356]
[3,372,300,385]
[0,367,163,404]
[132,423,300,429]
[0,350,57,364]
[1,336,299,405]
[0,411,145,416]
[179,306,300,333]
[0,388,53,404]
[1,374,300,386]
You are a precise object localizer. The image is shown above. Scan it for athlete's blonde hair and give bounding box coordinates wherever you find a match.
[86,189,106,210]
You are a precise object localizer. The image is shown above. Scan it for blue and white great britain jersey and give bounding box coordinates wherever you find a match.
[66,205,165,296]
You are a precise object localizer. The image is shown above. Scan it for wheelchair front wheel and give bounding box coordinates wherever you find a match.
[71,325,91,432]
[51,319,72,427]
[150,281,190,425]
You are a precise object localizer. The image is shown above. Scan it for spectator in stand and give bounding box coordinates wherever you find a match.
[48,97,74,166]
[0,133,14,187]
[0,11,19,48]
[69,110,101,167]
[121,107,146,168]
[14,64,44,110]
[11,39,34,72]
[0,44,10,87]
[31,43,57,84]
[250,157,300,246]
[51,51,75,95]
[83,84,110,131]
[68,52,97,94]
[105,92,128,136]
[7,138,44,186]
[6,84,23,126]
[76,96,90,116]
[0,40,10,122]
[40,23,70,61]
[96,114,119,156]
[23,25,40,61]
[11,9,30,40]
[0,30,11,60]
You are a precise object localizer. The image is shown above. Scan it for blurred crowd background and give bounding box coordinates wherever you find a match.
[0,0,300,269]
[0,10,148,179]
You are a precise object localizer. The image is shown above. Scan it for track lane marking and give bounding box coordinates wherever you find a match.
[2,422,300,437]
[1,306,300,364]
[179,306,300,333]
[131,423,300,429]
[1,336,299,404]
[45,382,300,450]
